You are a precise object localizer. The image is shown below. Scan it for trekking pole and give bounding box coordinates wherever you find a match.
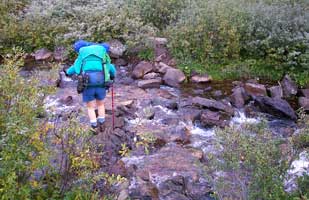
[111,83,115,130]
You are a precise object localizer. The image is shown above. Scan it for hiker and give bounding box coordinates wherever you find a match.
[63,40,116,132]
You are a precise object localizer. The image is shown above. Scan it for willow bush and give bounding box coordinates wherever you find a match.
[165,0,309,77]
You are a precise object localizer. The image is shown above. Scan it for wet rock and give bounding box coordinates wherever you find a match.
[163,68,186,88]
[269,85,283,99]
[108,40,126,58]
[244,83,267,97]
[200,110,229,128]
[254,96,297,120]
[300,89,309,98]
[192,97,234,115]
[132,61,154,79]
[230,87,246,108]
[53,46,67,61]
[115,58,128,66]
[179,108,202,122]
[138,78,162,89]
[123,144,212,200]
[33,48,53,61]
[281,74,298,98]
[299,97,309,111]
[268,119,297,137]
[143,72,161,80]
[191,74,212,83]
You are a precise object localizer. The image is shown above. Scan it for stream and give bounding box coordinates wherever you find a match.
[21,60,308,199]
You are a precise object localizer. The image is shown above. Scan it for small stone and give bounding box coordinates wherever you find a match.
[163,68,186,88]
[244,83,267,97]
[299,97,309,111]
[34,48,53,61]
[132,61,154,79]
[143,72,161,80]
[269,86,283,99]
[191,74,212,83]
[108,40,126,58]
[281,74,298,98]
[137,78,162,89]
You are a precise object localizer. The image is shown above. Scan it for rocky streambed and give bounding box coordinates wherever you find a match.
[23,40,309,199]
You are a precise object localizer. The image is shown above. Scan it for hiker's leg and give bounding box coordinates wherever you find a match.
[87,100,97,126]
[97,99,105,123]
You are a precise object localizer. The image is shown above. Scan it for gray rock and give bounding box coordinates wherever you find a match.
[281,75,298,98]
[230,87,246,108]
[299,97,309,111]
[158,62,174,74]
[137,78,162,89]
[108,40,126,58]
[192,97,235,115]
[149,37,168,45]
[33,48,53,61]
[254,96,297,120]
[143,72,161,80]
[163,68,186,88]
[191,74,212,83]
[200,110,229,128]
[244,83,267,97]
[269,86,283,99]
[132,61,154,79]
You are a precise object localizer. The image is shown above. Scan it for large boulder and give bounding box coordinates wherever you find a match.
[132,61,154,79]
[33,48,53,61]
[244,83,267,97]
[254,96,297,120]
[108,40,126,58]
[122,144,212,200]
[192,96,235,116]
[191,74,212,83]
[163,68,186,88]
[137,78,162,89]
[268,85,283,99]
[298,97,309,111]
[281,75,298,98]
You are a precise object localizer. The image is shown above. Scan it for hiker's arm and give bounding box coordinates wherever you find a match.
[66,55,83,75]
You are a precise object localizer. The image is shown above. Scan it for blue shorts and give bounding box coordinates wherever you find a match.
[82,87,106,102]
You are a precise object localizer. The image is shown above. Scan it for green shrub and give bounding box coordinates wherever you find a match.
[166,0,309,80]
[211,122,292,199]
[0,48,51,199]
[136,0,186,30]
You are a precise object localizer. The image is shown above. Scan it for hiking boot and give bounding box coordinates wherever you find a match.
[90,125,98,135]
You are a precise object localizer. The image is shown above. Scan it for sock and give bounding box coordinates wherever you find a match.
[90,120,97,127]
[97,117,105,124]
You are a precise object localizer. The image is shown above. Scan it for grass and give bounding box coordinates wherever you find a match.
[178,59,309,87]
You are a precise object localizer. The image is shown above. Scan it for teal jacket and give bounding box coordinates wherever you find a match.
[66,45,116,81]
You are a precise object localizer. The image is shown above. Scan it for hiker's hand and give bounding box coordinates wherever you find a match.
[110,75,115,81]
